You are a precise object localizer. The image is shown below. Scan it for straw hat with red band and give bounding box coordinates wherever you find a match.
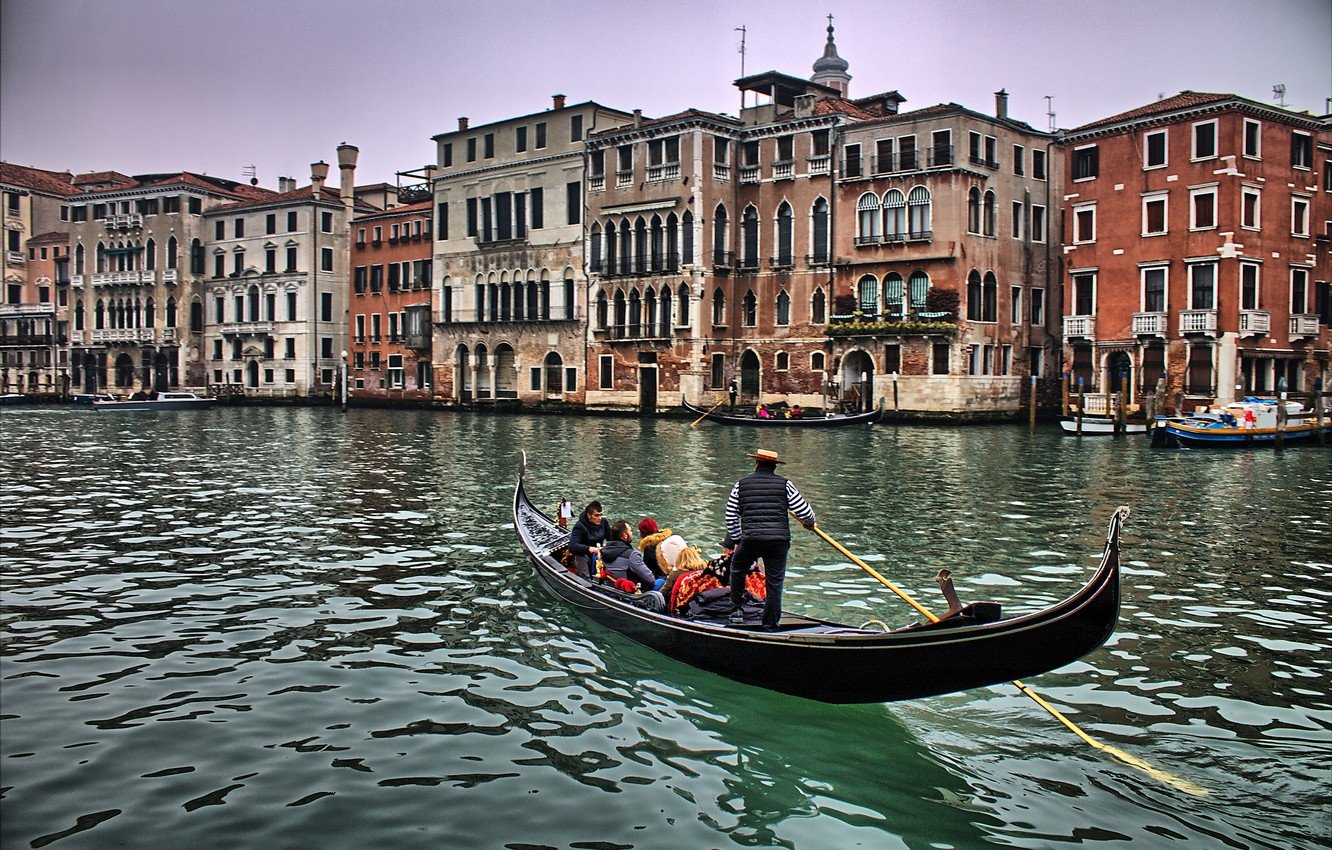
[747,449,784,464]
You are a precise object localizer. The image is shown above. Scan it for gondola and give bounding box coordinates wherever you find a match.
[512,452,1124,703]
[683,400,883,427]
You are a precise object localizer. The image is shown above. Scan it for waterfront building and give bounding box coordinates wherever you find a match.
[1,163,82,397]
[430,96,635,407]
[64,170,271,394]
[1058,92,1331,411]
[349,194,434,402]
[832,91,1063,416]
[202,146,378,399]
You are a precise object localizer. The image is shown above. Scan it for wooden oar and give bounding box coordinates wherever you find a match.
[806,522,1208,797]
[689,400,725,428]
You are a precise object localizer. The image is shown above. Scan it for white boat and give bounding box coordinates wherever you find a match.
[92,391,217,411]
[1059,416,1147,435]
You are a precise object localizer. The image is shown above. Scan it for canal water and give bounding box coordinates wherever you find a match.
[1,406,1328,849]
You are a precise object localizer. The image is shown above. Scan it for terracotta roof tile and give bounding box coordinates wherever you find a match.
[28,230,69,243]
[811,99,878,121]
[1069,91,1235,132]
[0,162,78,196]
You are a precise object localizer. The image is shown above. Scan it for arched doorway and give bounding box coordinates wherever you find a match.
[739,349,761,402]
[114,353,135,388]
[1105,351,1133,406]
[841,349,874,412]
[246,360,259,388]
[82,352,99,394]
[153,351,170,392]
[543,352,563,399]
[455,345,471,402]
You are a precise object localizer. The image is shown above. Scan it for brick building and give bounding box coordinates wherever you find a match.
[1059,92,1330,411]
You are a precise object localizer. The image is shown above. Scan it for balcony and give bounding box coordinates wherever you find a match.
[589,174,605,193]
[772,160,794,180]
[712,251,735,269]
[91,327,155,343]
[739,165,760,184]
[161,327,178,342]
[769,255,795,270]
[1179,309,1218,336]
[1289,314,1321,339]
[92,270,150,287]
[596,324,673,342]
[805,253,831,267]
[736,256,761,271]
[70,275,85,288]
[1132,311,1168,337]
[225,321,275,335]
[646,162,680,182]
[807,154,831,175]
[1063,315,1096,339]
[106,213,144,230]
[161,268,178,285]
[434,307,582,325]
[713,163,731,182]
[5,250,24,265]
[615,169,633,189]
[0,302,55,318]
[1239,309,1270,337]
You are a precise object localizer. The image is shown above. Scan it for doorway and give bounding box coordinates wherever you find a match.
[639,366,658,414]
[739,349,760,402]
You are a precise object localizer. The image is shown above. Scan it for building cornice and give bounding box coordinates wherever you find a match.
[1063,100,1322,143]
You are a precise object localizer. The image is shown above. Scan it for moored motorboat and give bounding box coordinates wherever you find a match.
[0,393,23,406]
[513,452,1124,703]
[1058,416,1148,435]
[1155,398,1329,448]
[683,400,883,428]
[93,391,217,412]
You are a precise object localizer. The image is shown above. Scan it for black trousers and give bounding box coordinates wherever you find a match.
[729,537,788,628]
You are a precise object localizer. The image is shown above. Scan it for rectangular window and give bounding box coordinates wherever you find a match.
[1142,266,1167,312]
[1031,205,1046,242]
[212,339,222,361]
[1144,130,1168,168]
[714,137,730,163]
[743,140,760,166]
[565,367,578,392]
[321,246,333,271]
[1291,132,1312,168]
[437,202,448,239]
[442,142,453,167]
[1072,146,1098,180]
[1243,119,1261,158]
[566,182,579,225]
[876,138,894,173]
[884,344,901,374]
[287,211,297,231]
[1189,263,1216,309]
[813,129,831,156]
[215,220,225,240]
[1190,187,1217,229]
[899,135,916,170]
[530,366,542,391]
[1029,347,1044,377]
[1240,262,1259,311]
[1012,144,1024,175]
[570,114,583,142]
[515,126,527,152]
[1011,201,1024,239]
[710,353,725,388]
[1073,273,1096,315]
[265,213,276,234]
[930,129,951,166]
[266,247,277,273]
[530,187,543,229]
[321,337,333,359]
[1241,187,1260,229]
[285,337,296,358]
[1291,197,1310,236]
[286,245,297,272]
[484,133,494,158]
[214,253,225,278]
[234,217,246,237]
[286,291,297,320]
[931,343,950,375]
[320,292,332,322]
[969,131,982,162]
[1143,193,1168,235]
[466,197,477,237]
[1290,267,1309,313]
[321,211,333,232]
[535,122,546,149]
[984,136,997,167]
[1192,120,1217,159]
[843,143,861,177]
[215,295,225,322]
[1031,287,1045,325]
[466,137,477,162]
[599,354,614,389]
[1011,286,1023,324]
[189,197,202,214]
[1073,204,1096,243]
[1032,149,1047,180]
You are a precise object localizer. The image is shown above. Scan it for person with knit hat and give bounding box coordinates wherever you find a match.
[600,520,656,593]
[724,449,816,630]
[637,517,672,580]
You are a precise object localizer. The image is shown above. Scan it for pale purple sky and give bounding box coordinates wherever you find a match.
[3,0,1328,188]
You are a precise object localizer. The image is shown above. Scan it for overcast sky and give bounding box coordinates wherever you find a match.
[2,0,1328,188]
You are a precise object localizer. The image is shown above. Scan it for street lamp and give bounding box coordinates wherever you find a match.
[340,348,348,411]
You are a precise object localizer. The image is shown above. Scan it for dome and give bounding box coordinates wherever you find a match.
[812,22,849,74]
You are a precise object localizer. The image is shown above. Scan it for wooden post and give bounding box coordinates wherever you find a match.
[1114,391,1125,434]
[1028,375,1038,432]
[1276,392,1287,451]
[1076,377,1085,436]
[892,372,899,420]
[1318,392,1326,446]
[1145,392,1155,425]
[1062,372,1070,415]
[1175,391,1184,418]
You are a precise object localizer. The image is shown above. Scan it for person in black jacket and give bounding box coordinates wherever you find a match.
[568,501,610,578]
[724,449,815,629]
[600,520,656,592]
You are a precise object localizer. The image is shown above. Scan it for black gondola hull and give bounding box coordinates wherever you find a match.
[515,459,1122,704]
[683,401,884,427]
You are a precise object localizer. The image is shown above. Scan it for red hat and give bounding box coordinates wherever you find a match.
[638,517,659,536]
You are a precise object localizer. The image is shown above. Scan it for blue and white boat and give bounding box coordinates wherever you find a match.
[1158,398,1329,448]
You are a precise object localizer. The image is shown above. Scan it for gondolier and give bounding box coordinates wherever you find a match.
[725,449,816,629]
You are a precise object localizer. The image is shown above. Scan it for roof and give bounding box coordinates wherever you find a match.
[207,183,375,214]
[352,199,434,223]
[812,99,879,121]
[589,108,742,139]
[734,70,842,105]
[430,100,635,140]
[70,171,137,191]
[1069,91,1236,133]
[0,162,78,196]
[28,230,69,243]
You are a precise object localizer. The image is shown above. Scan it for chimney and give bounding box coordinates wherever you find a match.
[552,93,566,110]
[633,109,642,128]
[278,176,295,193]
[458,117,469,131]
[337,142,358,215]
[995,89,1009,121]
[310,160,329,199]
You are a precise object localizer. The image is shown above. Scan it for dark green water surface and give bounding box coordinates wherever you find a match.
[1,407,1328,849]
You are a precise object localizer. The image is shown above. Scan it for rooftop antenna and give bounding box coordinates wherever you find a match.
[242,164,257,184]
[1272,83,1287,107]
[1045,96,1056,132]
[736,25,747,110]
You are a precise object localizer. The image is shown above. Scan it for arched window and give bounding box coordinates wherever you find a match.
[75,243,85,275]
[613,289,627,333]
[513,273,525,321]
[659,286,672,335]
[742,289,757,327]
[605,221,618,275]
[883,190,906,240]
[665,213,679,271]
[711,288,726,325]
[474,275,486,322]
[96,242,106,273]
[967,187,982,234]
[858,274,879,318]
[909,271,930,310]
[982,271,998,322]
[983,190,996,237]
[770,202,793,266]
[682,210,694,265]
[629,288,642,336]
[166,297,177,328]
[145,238,156,271]
[741,206,759,267]
[534,269,546,320]
[166,236,178,269]
[776,290,790,325]
[144,297,155,328]
[811,287,826,324]
[75,300,85,330]
[966,269,984,320]
[596,289,609,329]
[811,351,826,372]
[650,215,664,271]
[487,274,499,321]
[190,239,204,274]
[634,217,648,272]
[883,273,905,319]
[590,225,603,273]
[559,269,571,321]
[712,205,729,266]
[617,220,632,274]
[189,298,202,332]
[811,197,829,262]
[95,299,105,330]
[908,187,932,237]
[677,283,690,326]
[857,193,881,242]
[644,286,657,334]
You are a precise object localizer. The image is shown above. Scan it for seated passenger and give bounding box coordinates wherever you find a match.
[568,501,610,578]
[600,520,656,592]
[637,517,672,580]
[789,404,803,419]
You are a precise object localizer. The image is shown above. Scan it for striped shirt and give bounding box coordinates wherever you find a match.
[725,478,815,543]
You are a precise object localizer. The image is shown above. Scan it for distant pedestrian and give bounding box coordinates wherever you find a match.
[557,496,573,529]
[725,449,815,630]
[728,378,738,412]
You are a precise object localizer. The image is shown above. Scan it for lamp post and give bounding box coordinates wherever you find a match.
[340,348,348,411]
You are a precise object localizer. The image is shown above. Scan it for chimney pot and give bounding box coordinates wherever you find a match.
[337,143,359,170]
[553,94,566,109]
[458,116,469,131]
[995,89,1009,120]
[633,108,642,127]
